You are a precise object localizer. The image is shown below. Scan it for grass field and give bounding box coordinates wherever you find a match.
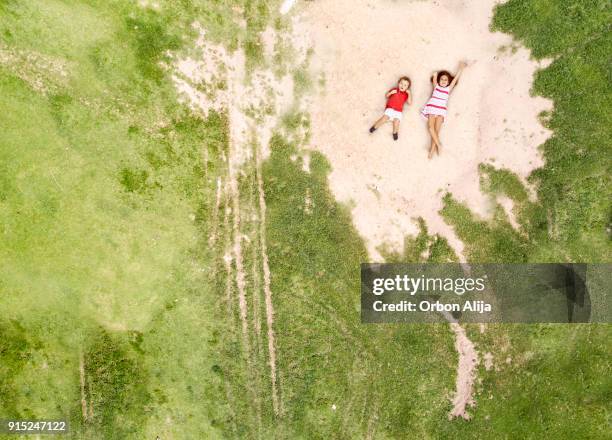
[0,0,610,439]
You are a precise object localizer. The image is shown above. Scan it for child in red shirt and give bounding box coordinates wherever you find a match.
[369,76,412,140]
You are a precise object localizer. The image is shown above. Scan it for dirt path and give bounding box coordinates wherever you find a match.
[448,322,479,420]
[255,143,281,415]
[439,310,479,420]
[229,110,251,349]
[79,351,94,422]
[208,177,223,246]
[79,351,88,422]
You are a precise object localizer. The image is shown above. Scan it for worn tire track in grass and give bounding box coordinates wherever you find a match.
[222,179,236,324]
[241,153,266,436]
[208,177,223,247]
[221,168,263,433]
[251,222,263,340]
[219,178,241,438]
[247,157,269,433]
[248,151,263,345]
[340,357,379,438]
[225,54,271,432]
[364,400,380,440]
[226,58,251,351]
[229,174,250,348]
[79,351,89,423]
[255,142,281,416]
[170,19,310,422]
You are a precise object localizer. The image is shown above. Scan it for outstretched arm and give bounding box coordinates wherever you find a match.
[449,61,467,91]
[432,71,438,87]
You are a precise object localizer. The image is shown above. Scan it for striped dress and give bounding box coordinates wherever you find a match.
[420,85,450,120]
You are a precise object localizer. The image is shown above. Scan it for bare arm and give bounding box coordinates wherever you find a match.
[386,88,397,98]
[449,61,467,91]
[408,90,413,105]
[432,71,438,87]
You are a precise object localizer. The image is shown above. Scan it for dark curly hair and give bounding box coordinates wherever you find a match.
[435,71,455,85]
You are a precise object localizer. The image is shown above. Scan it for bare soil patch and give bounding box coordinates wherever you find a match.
[303,0,552,259]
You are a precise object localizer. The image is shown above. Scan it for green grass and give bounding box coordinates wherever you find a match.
[0,0,244,438]
[0,0,610,439]
[253,135,457,438]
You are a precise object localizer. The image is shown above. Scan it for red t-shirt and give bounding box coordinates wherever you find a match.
[386,88,409,111]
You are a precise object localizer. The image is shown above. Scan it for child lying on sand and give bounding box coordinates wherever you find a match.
[369,76,412,141]
[421,61,467,158]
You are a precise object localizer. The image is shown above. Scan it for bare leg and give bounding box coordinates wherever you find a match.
[428,137,436,159]
[392,119,400,134]
[428,117,440,158]
[434,116,444,155]
[428,116,443,150]
[372,114,389,130]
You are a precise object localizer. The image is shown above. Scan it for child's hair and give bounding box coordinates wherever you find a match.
[435,71,455,85]
[398,76,411,88]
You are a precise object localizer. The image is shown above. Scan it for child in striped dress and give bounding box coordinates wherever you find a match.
[421,62,467,158]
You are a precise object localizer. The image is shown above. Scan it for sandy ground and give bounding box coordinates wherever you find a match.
[302,0,552,260]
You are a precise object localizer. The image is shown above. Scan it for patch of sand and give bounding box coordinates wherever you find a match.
[438,309,480,420]
[280,0,298,15]
[303,0,552,260]
[299,0,552,420]
[448,321,479,420]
